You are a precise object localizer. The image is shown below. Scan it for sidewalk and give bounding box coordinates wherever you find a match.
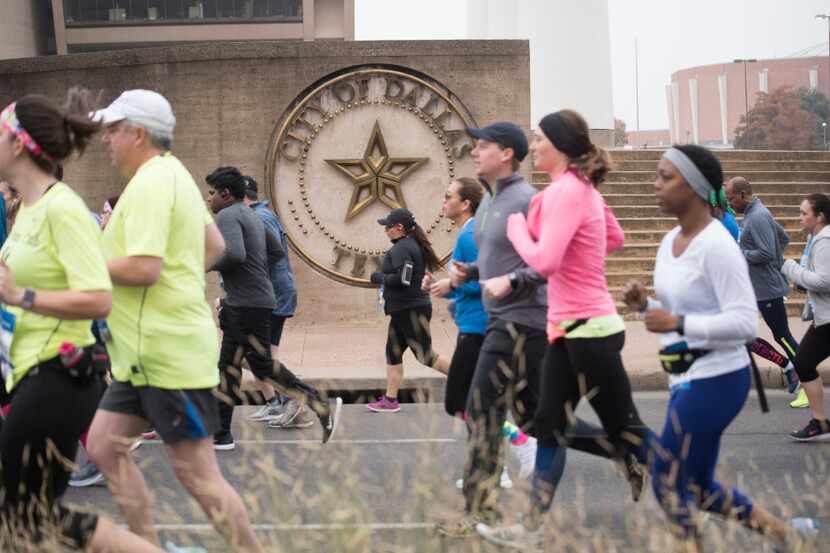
[270,315,830,397]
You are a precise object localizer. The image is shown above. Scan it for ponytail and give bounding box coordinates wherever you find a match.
[409,224,441,271]
[568,147,613,187]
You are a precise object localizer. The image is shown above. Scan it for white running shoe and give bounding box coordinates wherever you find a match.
[456,467,512,490]
[508,436,537,480]
[264,399,303,428]
[476,521,543,550]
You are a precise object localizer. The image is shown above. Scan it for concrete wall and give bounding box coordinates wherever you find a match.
[0,0,48,59]
[670,56,829,146]
[0,40,530,322]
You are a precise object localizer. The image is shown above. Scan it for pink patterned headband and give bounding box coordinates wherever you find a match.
[1,102,53,162]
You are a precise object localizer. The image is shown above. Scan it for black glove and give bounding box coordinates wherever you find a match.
[370,271,384,284]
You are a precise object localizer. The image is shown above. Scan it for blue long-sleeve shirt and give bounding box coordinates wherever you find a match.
[447,217,488,334]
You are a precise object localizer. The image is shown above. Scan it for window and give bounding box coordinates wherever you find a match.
[64,0,302,25]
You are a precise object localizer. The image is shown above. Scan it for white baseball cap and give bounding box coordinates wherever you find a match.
[92,89,176,136]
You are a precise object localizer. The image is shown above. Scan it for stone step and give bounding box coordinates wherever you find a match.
[597,182,830,195]
[607,285,805,301]
[617,299,805,320]
[605,171,830,183]
[607,149,830,161]
[622,229,805,243]
[610,242,807,258]
[612,160,830,172]
[602,193,804,207]
[610,204,801,218]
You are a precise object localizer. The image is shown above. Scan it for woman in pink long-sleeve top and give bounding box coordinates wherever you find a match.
[476,110,655,549]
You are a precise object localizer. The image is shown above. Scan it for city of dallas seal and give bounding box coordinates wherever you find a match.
[266,66,478,286]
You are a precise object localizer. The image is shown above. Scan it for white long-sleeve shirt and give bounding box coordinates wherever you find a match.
[651,220,758,386]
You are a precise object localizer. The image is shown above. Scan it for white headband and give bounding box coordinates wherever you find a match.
[662,148,713,201]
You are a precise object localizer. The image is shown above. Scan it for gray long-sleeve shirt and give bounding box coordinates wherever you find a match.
[470,173,547,330]
[739,197,790,301]
[211,201,284,309]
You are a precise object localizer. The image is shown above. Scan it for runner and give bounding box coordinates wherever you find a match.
[781,193,830,441]
[725,177,802,400]
[423,176,535,489]
[206,166,340,446]
[367,207,450,413]
[85,89,264,553]
[710,191,801,390]
[475,111,652,549]
[0,90,166,552]
[437,122,622,539]
[625,144,817,551]
[240,175,299,426]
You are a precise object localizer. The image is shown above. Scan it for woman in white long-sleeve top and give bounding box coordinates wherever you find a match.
[781,193,830,441]
[624,144,817,552]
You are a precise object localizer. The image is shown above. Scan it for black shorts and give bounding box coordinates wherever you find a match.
[98,380,221,444]
[270,314,288,346]
[385,305,437,366]
[444,332,484,417]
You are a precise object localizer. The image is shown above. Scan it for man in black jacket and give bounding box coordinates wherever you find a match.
[207,166,341,446]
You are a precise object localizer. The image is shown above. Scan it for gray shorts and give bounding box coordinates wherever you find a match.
[98,380,221,443]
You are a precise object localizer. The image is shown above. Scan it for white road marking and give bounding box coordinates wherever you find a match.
[154,522,435,531]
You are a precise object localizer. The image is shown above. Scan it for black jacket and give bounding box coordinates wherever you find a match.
[371,235,431,314]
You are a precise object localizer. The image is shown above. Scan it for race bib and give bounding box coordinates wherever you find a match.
[0,308,16,385]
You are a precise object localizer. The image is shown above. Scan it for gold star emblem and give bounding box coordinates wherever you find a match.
[325,121,428,221]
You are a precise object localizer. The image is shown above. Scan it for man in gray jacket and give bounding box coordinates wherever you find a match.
[727,177,801,399]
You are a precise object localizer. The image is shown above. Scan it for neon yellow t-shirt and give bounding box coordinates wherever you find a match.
[102,153,219,389]
[0,183,112,392]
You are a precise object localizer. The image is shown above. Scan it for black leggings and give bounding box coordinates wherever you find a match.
[793,322,830,384]
[534,331,651,461]
[0,362,104,549]
[217,305,327,433]
[385,305,438,366]
[444,333,484,417]
[757,298,799,362]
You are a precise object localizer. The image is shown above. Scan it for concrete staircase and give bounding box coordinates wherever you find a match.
[532,150,830,317]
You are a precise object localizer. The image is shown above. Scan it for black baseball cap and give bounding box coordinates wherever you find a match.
[466,122,528,162]
[377,207,415,229]
[243,176,258,199]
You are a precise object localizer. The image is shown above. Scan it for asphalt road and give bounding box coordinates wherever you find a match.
[65,391,830,553]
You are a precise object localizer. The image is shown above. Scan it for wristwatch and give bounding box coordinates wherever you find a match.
[508,272,519,290]
[675,315,685,336]
[21,288,36,310]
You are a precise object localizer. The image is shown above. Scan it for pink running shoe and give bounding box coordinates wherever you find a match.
[367,396,400,413]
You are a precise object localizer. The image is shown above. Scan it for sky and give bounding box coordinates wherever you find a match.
[356,0,830,130]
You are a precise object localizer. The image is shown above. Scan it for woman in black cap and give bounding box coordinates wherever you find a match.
[368,208,448,412]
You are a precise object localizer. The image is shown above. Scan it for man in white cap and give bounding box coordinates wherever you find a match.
[85,90,264,553]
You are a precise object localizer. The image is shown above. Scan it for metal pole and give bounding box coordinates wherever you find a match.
[634,38,640,148]
[817,15,830,97]
[743,61,749,121]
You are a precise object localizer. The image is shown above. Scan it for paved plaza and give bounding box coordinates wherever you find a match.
[66,392,830,552]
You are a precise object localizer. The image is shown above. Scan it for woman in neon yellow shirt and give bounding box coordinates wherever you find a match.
[0,90,167,552]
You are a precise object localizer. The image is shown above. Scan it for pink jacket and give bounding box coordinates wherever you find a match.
[506,170,623,324]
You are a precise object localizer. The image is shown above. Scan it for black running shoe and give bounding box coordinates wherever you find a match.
[213,431,235,451]
[318,397,343,444]
[790,419,830,442]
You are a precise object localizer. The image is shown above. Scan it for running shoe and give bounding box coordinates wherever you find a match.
[318,397,343,444]
[774,517,820,553]
[268,403,315,429]
[790,388,809,409]
[248,398,284,422]
[266,398,303,428]
[367,396,400,413]
[213,431,236,451]
[476,522,543,550]
[783,364,800,395]
[68,461,106,487]
[508,436,537,480]
[436,509,500,538]
[790,419,830,442]
[164,542,207,553]
[455,467,512,490]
